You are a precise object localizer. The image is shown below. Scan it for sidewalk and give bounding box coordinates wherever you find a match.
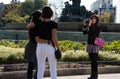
[44,73,120,79]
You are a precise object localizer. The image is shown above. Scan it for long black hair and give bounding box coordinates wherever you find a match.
[31,10,42,22]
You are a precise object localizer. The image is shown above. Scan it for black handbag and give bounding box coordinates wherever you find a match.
[51,40,61,59]
[54,49,61,59]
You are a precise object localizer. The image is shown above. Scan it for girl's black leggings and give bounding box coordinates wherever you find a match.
[89,53,98,78]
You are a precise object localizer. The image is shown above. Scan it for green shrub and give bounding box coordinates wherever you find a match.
[6,52,24,64]
[110,40,120,53]
[99,51,120,61]
[102,43,111,51]
[102,40,120,53]
[0,45,120,65]
[61,50,120,63]
[59,40,85,52]
[17,40,28,48]
[0,40,17,48]
[0,40,120,65]
[61,50,89,62]
[0,46,24,64]
[0,40,28,48]
[98,51,120,65]
[1,40,120,54]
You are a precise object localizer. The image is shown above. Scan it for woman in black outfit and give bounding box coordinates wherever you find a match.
[83,14,101,79]
[24,10,42,79]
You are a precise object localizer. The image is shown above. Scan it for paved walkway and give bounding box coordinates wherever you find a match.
[44,73,120,79]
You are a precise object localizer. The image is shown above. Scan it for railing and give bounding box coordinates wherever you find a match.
[0,30,120,42]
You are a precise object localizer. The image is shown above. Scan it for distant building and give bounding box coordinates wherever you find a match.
[91,1,99,12]
[91,0,113,10]
[91,0,115,22]
[0,3,4,19]
[114,0,120,23]
[0,3,5,29]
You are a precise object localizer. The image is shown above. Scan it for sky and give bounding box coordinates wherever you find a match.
[0,0,97,10]
[0,0,25,4]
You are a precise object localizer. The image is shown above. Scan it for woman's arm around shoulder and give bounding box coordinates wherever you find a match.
[26,22,35,29]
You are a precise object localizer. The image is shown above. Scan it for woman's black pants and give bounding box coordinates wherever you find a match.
[89,53,98,78]
[27,62,37,79]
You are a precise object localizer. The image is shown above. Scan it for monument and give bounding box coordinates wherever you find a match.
[59,0,93,22]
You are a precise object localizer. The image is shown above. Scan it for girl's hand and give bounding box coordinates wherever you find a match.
[30,22,35,27]
[83,21,87,26]
[26,22,35,29]
[89,20,92,26]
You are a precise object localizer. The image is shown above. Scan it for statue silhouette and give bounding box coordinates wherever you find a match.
[59,0,93,22]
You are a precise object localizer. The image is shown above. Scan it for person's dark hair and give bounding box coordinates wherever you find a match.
[31,10,42,22]
[42,6,53,19]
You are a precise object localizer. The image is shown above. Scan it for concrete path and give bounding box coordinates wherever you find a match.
[44,73,120,79]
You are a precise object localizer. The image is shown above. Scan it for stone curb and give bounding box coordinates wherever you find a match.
[0,66,120,79]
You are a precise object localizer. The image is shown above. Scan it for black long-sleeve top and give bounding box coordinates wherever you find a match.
[28,26,38,44]
[28,19,40,44]
[83,24,101,44]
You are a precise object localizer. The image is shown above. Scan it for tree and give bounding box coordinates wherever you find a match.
[4,3,30,23]
[34,0,47,10]
[100,12,110,23]
[3,0,48,23]
[3,11,29,23]
[4,3,21,15]
[20,0,47,16]
[20,1,34,16]
[100,11,115,23]
[109,14,115,23]
[4,3,29,23]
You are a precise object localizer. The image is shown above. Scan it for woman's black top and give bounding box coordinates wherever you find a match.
[34,20,58,40]
[83,24,101,44]
[28,26,38,44]
[28,18,40,44]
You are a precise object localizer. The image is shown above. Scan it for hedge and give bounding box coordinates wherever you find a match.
[0,46,120,65]
[0,40,120,65]
[0,46,25,64]
[1,40,120,53]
